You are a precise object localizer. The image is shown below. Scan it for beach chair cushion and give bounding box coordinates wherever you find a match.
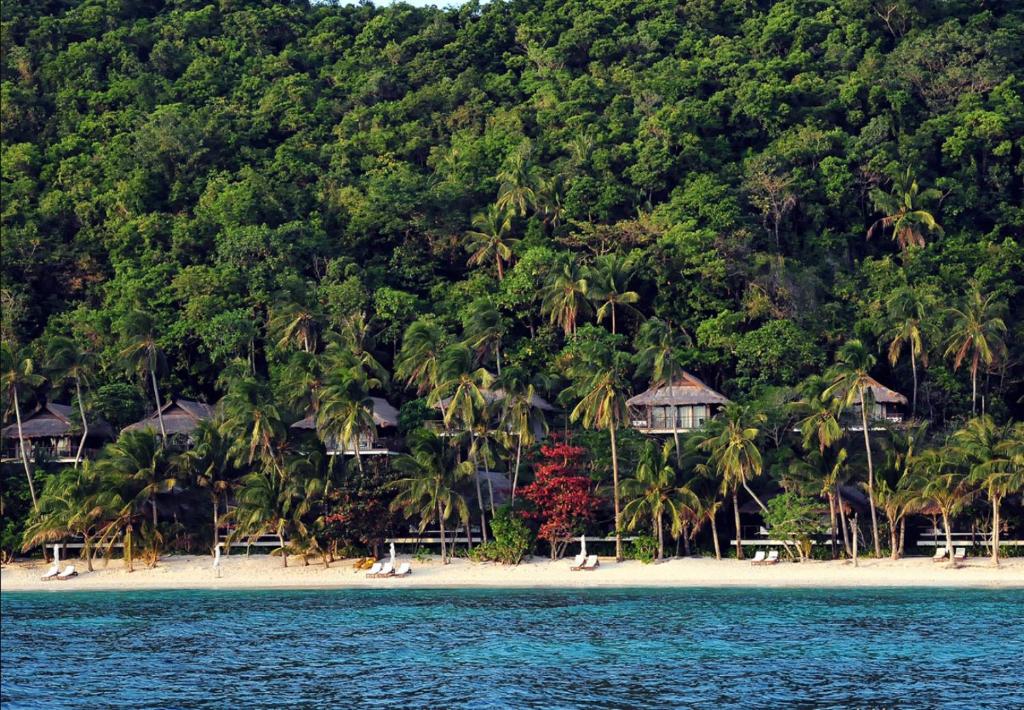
[581,555,599,570]
[40,563,61,581]
[750,551,766,565]
[56,565,77,580]
[365,562,383,577]
[932,548,947,561]
[765,550,779,564]
[954,548,966,560]
[395,562,411,576]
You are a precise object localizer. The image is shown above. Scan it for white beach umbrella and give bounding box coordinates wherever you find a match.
[389,541,396,567]
[213,543,223,578]
[580,535,587,558]
[53,544,61,565]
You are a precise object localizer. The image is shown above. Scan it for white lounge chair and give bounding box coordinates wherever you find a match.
[365,562,383,577]
[750,551,766,566]
[932,547,948,562]
[581,555,599,571]
[40,562,61,581]
[764,550,779,565]
[375,562,395,578]
[56,565,78,580]
[953,547,966,561]
[394,562,411,577]
[570,553,587,571]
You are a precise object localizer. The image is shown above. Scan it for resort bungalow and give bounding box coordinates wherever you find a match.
[290,397,401,455]
[1,402,114,464]
[122,399,215,449]
[840,376,907,430]
[430,388,556,439]
[627,372,730,434]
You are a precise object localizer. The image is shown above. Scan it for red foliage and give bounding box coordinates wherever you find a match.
[519,436,600,551]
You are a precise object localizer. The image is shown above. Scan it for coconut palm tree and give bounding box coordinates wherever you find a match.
[46,336,97,468]
[697,405,765,560]
[867,167,943,251]
[269,300,323,354]
[335,312,388,384]
[620,440,698,561]
[232,459,320,568]
[395,319,448,401]
[317,364,377,473]
[463,204,519,280]
[913,443,975,566]
[389,428,471,564]
[220,376,287,475]
[825,339,883,557]
[874,422,928,559]
[463,299,508,375]
[957,417,1021,565]
[495,147,539,217]
[496,368,549,502]
[104,430,176,529]
[634,318,693,464]
[119,311,168,440]
[944,288,1007,416]
[586,253,641,335]
[534,173,564,230]
[570,365,629,561]
[279,350,326,419]
[885,285,932,417]
[541,254,590,337]
[1,342,45,511]
[178,419,237,551]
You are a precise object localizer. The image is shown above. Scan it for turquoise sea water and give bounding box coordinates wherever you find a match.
[2,587,1022,708]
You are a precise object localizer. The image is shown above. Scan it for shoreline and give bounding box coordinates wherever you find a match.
[3,554,1024,593]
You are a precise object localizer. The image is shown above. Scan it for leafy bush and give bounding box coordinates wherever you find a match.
[628,535,657,563]
[471,507,533,565]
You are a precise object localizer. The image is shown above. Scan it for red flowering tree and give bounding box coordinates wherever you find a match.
[519,436,601,559]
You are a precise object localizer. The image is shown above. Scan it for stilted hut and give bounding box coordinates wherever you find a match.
[291,397,401,455]
[841,376,908,430]
[1,402,114,463]
[626,372,730,434]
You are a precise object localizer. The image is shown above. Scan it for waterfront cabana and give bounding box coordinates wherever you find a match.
[1,402,114,463]
[122,399,215,448]
[627,372,729,434]
[290,396,400,455]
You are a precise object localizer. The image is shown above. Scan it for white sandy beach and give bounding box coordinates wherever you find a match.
[3,554,1023,592]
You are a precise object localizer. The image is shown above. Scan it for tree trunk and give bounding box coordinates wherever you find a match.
[910,350,917,418]
[971,353,978,416]
[438,503,448,564]
[125,525,134,573]
[656,509,664,561]
[11,386,38,511]
[899,517,906,558]
[859,387,881,557]
[611,303,617,335]
[682,522,691,556]
[609,423,622,562]
[471,449,487,544]
[827,492,838,559]
[84,534,94,572]
[212,494,219,552]
[889,512,899,560]
[851,514,859,568]
[732,490,743,560]
[942,509,954,567]
[279,531,287,567]
[151,494,158,528]
[74,378,88,468]
[510,435,523,503]
[991,493,1001,566]
[711,513,721,560]
[837,485,852,557]
[150,361,167,440]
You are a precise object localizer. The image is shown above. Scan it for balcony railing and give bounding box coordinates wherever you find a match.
[1,444,101,462]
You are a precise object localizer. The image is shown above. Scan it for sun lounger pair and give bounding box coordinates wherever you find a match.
[570,554,599,571]
[751,550,778,566]
[41,564,77,580]
[932,547,948,562]
[365,562,412,578]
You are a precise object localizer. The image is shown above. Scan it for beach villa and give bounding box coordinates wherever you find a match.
[290,396,402,456]
[0,402,114,464]
[627,372,730,434]
[122,399,216,449]
[839,376,908,429]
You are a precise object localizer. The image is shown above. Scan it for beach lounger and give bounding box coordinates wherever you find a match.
[40,562,61,581]
[764,550,779,565]
[953,548,966,561]
[374,562,395,579]
[394,562,411,577]
[581,555,599,571]
[365,562,383,577]
[570,553,587,571]
[56,565,78,580]
[932,547,948,562]
[750,551,766,566]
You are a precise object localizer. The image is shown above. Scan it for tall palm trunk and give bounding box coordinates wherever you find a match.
[149,359,167,440]
[827,492,838,559]
[942,509,954,567]
[858,386,881,556]
[655,508,664,561]
[151,495,158,527]
[510,434,523,502]
[438,502,448,564]
[888,512,899,560]
[279,529,288,567]
[11,385,38,511]
[470,448,487,544]
[910,350,918,418]
[836,485,852,556]
[970,353,978,416]
[991,493,1001,566]
[212,493,219,552]
[610,304,617,335]
[710,512,721,560]
[125,524,134,572]
[74,378,88,468]
[732,490,743,559]
[609,422,622,562]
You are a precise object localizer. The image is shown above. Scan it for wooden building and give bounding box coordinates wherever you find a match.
[290,397,401,455]
[627,372,730,434]
[1,402,114,464]
[122,399,216,448]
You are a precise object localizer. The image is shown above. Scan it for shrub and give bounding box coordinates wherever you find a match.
[628,534,657,563]
[472,507,533,564]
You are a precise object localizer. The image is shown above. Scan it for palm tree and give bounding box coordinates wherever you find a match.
[496,369,549,502]
[1,342,45,511]
[621,440,698,561]
[495,147,539,217]
[395,319,448,401]
[389,428,471,564]
[914,444,975,566]
[178,419,237,551]
[336,312,388,384]
[22,461,110,570]
[541,254,590,337]
[463,299,508,375]
[463,204,519,280]
[885,285,932,417]
[634,318,693,464]
[534,173,564,230]
[104,430,176,529]
[586,253,641,335]
[570,365,629,561]
[825,339,883,557]
[317,365,377,473]
[697,405,765,560]
[269,300,323,354]
[119,311,167,440]
[876,422,928,559]
[279,350,326,418]
[232,460,320,567]
[944,288,1007,416]
[47,336,97,468]
[220,376,287,475]
[867,167,943,251]
[957,417,1021,565]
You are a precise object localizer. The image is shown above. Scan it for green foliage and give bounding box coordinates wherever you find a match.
[470,507,533,565]
[627,534,657,564]
[763,492,826,560]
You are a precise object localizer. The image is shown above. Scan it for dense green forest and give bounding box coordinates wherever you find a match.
[1,0,1022,563]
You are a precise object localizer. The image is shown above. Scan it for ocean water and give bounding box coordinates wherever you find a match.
[2,587,1022,708]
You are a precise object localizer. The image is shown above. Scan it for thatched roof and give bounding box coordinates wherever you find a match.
[122,399,215,435]
[627,372,730,407]
[863,376,908,405]
[435,388,556,412]
[1,402,114,440]
[291,397,400,430]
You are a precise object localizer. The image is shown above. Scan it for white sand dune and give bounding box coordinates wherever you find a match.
[3,553,1023,592]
